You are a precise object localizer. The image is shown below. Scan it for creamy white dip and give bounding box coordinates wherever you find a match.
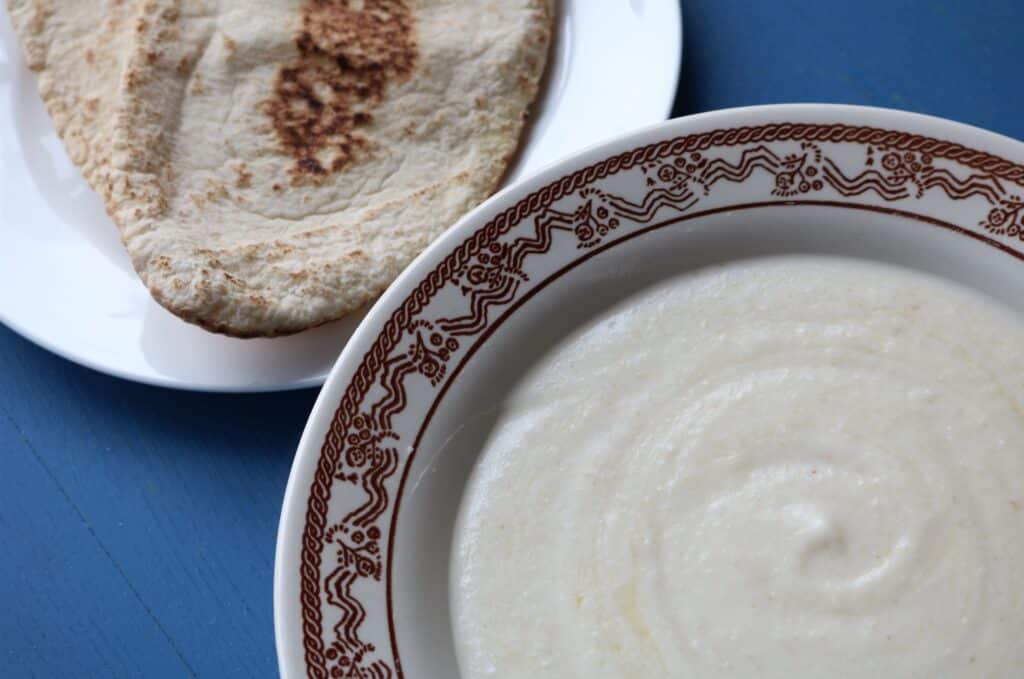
[452,256,1024,678]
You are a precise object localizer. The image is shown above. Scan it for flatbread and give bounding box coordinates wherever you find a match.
[8,0,138,201]
[10,0,552,337]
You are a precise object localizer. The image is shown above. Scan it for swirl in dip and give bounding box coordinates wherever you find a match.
[452,256,1024,678]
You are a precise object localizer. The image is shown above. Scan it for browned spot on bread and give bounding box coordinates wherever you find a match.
[263,0,418,182]
[27,3,52,35]
[223,34,237,52]
[84,98,99,116]
[85,49,96,66]
[233,163,253,188]
[152,255,173,272]
[205,183,230,201]
[297,156,327,177]
[176,56,192,76]
[146,51,159,64]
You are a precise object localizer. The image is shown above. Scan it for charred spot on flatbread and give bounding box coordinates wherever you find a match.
[265,0,418,184]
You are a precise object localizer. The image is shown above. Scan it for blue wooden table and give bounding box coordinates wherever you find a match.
[3,2,1023,676]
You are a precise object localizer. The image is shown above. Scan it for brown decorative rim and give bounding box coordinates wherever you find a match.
[297,122,1024,679]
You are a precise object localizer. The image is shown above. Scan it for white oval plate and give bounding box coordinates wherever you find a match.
[274,104,1024,677]
[0,0,681,392]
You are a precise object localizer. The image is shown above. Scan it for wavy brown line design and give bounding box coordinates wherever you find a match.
[439,182,701,332]
[438,276,521,336]
[508,210,572,270]
[324,561,367,654]
[342,448,399,529]
[370,355,416,430]
[920,169,1004,203]
[820,160,910,200]
[701,144,785,188]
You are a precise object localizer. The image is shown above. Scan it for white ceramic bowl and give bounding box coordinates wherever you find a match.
[275,104,1024,678]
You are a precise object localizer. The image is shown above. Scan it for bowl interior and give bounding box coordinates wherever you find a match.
[391,204,1024,676]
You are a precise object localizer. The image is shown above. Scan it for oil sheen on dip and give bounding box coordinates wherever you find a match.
[451,256,1024,679]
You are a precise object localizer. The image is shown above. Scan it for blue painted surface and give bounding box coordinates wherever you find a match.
[2,1,1023,676]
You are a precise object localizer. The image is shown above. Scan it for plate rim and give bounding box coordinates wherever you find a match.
[0,0,682,393]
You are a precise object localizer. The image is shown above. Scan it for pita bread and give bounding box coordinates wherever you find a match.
[8,0,137,201]
[10,0,551,337]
